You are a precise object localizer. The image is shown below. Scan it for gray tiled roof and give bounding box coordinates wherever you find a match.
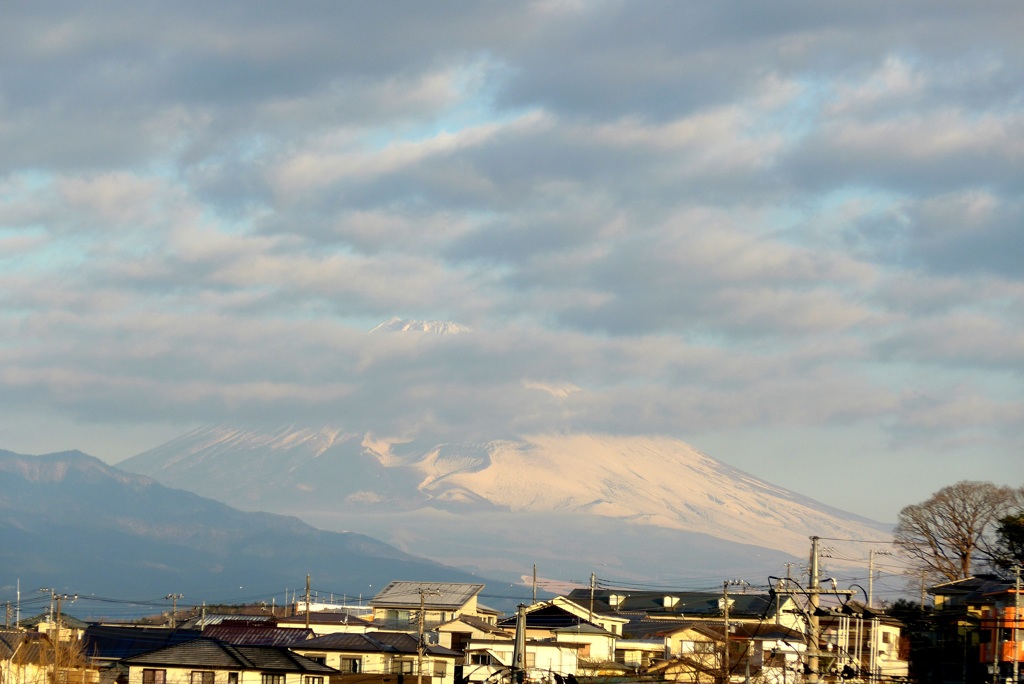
[0,630,49,663]
[370,582,484,611]
[202,625,314,647]
[124,638,336,673]
[566,589,776,617]
[297,632,459,657]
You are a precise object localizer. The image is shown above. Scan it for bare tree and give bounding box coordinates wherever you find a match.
[894,480,1022,582]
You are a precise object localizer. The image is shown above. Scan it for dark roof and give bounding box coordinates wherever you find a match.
[0,630,50,663]
[566,589,776,618]
[439,614,507,635]
[202,624,314,647]
[19,612,91,630]
[123,638,337,673]
[277,612,372,627]
[82,625,204,661]
[930,575,1014,608]
[371,582,484,611]
[498,604,591,631]
[0,630,30,659]
[178,614,277,630]
[296,632,460,658]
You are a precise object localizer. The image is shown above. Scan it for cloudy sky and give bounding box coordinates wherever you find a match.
[2,1,1022,523]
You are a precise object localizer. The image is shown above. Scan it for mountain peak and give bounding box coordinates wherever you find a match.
[368,317,470,335]
[118,427,891,583]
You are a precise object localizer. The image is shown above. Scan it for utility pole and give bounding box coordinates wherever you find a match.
[305,575,311,629]
[1013,564,1021,684]
[165,594,183,628]
[808,537,821,684]
[511,603,527,683]
[867,549,891,609]
[721,579,747,684]
[723,581,731,684]
[532,564,537,604]
[589,573,596,623]
[784,537,853,684]
[417,587,442,684]
[47,591,76,684]
[868,551,876,609]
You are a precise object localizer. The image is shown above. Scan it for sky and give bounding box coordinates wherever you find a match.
[1,1,1022,524]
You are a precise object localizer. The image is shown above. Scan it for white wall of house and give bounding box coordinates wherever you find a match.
[289,648,455,684]
[552,629,615,662]
[464,639,580,682]
[615,639,666,668]
[127,665,322,684]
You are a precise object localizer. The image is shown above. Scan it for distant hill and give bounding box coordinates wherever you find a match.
[118,427,893,584]
[0,449,520,614]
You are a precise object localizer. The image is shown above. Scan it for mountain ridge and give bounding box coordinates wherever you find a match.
[0,448,520,608]
[117,426,892,582]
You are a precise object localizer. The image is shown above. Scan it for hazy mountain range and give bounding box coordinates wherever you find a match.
[0,449,521,614]
[117,426,892,585]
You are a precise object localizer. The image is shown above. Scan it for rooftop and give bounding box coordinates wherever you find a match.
[371,582,485,611]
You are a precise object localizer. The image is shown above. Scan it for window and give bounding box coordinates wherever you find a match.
[471,654,490,666]
[261,675,285,684]
[433,662,447,678]
[525,653,536,669]
[306,655,326,666]
[191,672,214,684]
[398,660,415,674]
[228,675,238,684]
[304,677,323,684]
[143,670,167,684]
[341,658,361,674]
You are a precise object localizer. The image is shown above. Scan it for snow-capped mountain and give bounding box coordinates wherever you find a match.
[119,426,890,584]
[369,317,470,335]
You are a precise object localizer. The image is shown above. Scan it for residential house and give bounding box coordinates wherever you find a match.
[20,612,91,644]
[538,597,629,637]
[639,622,805,684]
[435,615,508,655]
[368,584,496,633]
[121,638,337,684]
[287,632,460,684]
[564,588,803,633]
[276,614,373,637]
[979,583,1023,684]
[201,624,314,647]
[818,603,909,681]
[460,635,581,684]
[496,604,618,664]
[2,625,100,684]
[1,630,56,684]
[926,574,1014,683]
[81,625,203,669]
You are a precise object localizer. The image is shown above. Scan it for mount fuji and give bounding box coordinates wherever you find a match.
[118,426,891,586]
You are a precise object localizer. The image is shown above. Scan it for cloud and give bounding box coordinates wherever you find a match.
[2,0,1023,520]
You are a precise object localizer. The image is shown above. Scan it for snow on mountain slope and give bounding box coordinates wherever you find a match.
[407,434,886,556]
[368,317,470,335]
[121,426,889,564]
